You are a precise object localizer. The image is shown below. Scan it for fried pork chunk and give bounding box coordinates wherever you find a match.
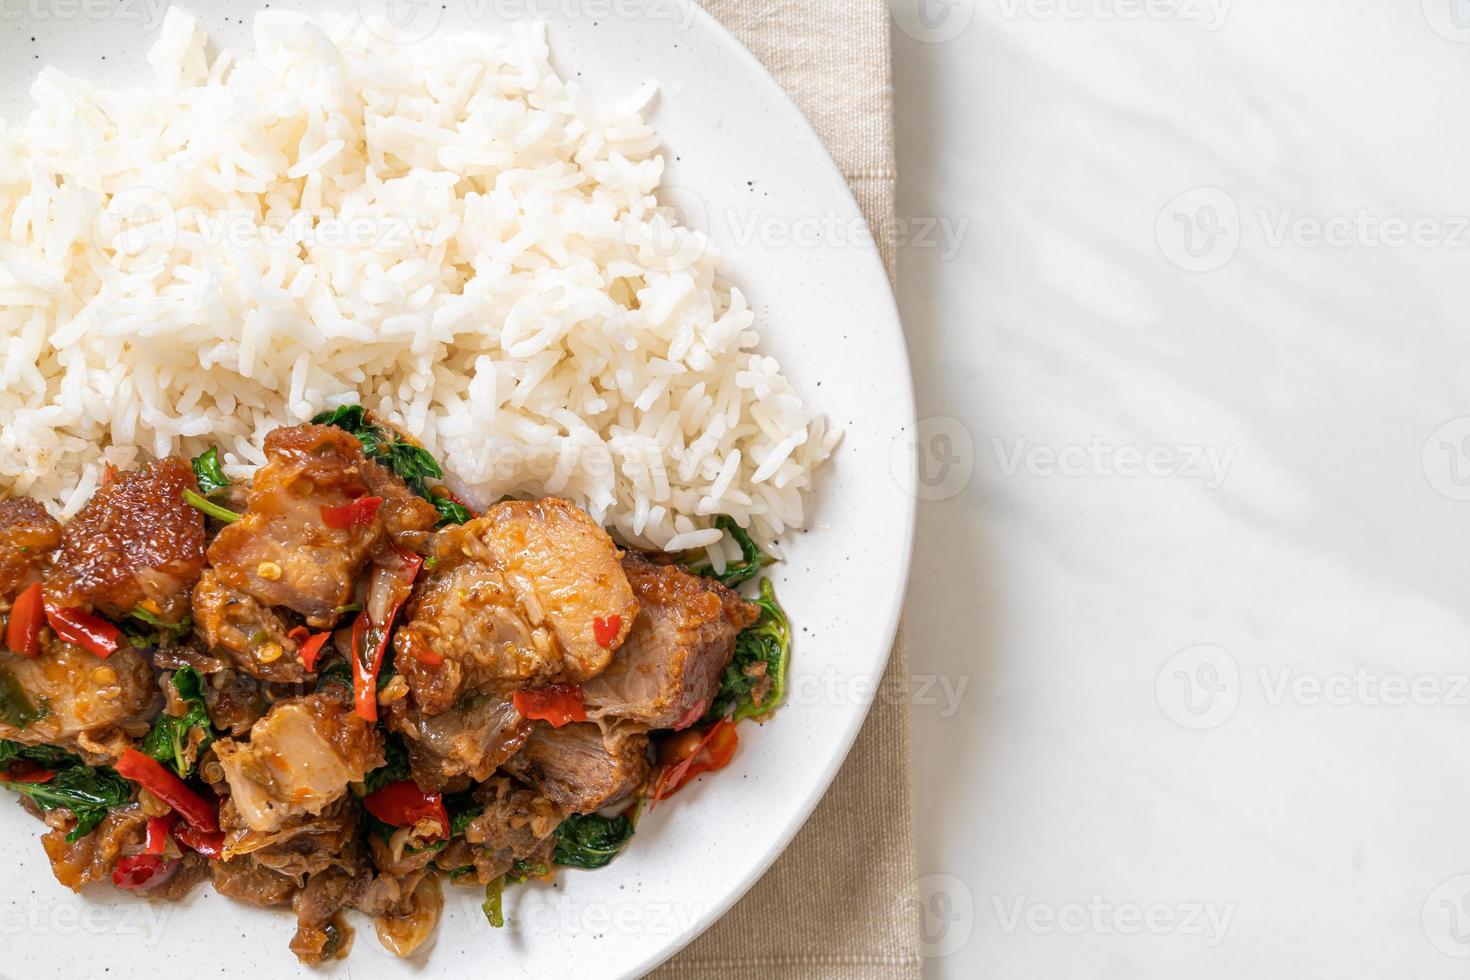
[384,693,531,792]
[191,569,313,684]
[583,551,759,729]
[457,775,562,881]
[501,721,649,815]
[211,856,300,908]
[0,639,160,763]
[41,804,146,890]
[396,498,637,712]
[44,457,205,621]
[220,795,360,877]
[214,691,384,833]
[206,424,436,629]
[0,498,61,602]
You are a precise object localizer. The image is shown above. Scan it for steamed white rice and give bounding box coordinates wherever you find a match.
[0,8,836,561]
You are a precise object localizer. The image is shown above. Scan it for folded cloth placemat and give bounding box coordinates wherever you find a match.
[649,3,919,978]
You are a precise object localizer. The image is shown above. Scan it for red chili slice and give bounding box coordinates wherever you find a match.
[144,813,178,856]
[512,684,587,728]
[112,853,174,890]
[5,582,44,658]
[363,780,449,838]
[0,762,54,784]
[115,749,219,833]
[320,495,383,529]
[351,548,423,722]
[650,718,739,807]
[43,603,120,659]
[399,628,442,667]
[592,614,622,649]
[298,631,331,671]
[171,821,225,860]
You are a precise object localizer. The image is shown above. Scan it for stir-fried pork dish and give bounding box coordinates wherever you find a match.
[0,409,790,962]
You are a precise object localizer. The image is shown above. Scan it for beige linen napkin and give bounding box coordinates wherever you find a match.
[650,3,919,978]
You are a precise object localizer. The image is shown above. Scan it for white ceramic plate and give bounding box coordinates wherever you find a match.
[0,3,915,976]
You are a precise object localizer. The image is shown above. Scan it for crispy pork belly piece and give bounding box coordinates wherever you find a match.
[192,569,313,683]
[214,691,384,833]
[0,498,61,602]
[0,640,160,763]
[397,498,637,711]
[41,805,146,890]
[583,551,759,729]
[211,856,300,907]
[501,721,649,815]
[45,457,205,621]
[206,424,436,629]
[220,795,361,877]
[385,693,531,792]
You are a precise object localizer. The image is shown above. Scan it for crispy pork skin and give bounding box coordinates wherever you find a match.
[206,425,435,628]
[397,498,637,712]
[0,498,61,601]
[0,639,160,763]
[214,691,384,833]
[45,458,205,621]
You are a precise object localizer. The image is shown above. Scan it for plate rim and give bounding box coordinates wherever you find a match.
[618,6,917,977]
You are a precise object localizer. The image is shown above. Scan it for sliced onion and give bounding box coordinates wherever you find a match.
[374,872,443,958]
[366,562,397,627]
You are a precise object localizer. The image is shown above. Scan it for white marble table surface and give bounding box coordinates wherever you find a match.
[893,2,1470,976]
